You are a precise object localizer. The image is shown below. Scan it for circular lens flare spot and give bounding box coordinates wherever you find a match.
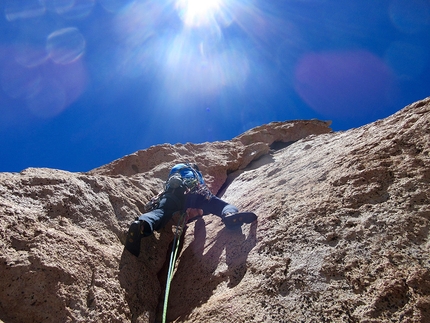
[5,0,45,21]
[99,0,136,13]
[26,79,66,118]
[294,50,396,119]
[46,27,86,64]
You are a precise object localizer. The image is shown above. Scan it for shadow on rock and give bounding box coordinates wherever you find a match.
[166,217,258,321]
[118,217,180,323]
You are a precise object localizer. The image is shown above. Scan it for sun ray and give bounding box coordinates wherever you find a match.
[176,0,222,27]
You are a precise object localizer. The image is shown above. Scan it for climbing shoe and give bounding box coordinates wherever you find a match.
[222,212,257,227]
[125,220,143,257]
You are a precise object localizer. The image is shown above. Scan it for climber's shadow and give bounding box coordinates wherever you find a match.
[166,216,258,321]
[118,216,181,323]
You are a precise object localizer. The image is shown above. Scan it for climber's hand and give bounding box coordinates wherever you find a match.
[186,208,203,221]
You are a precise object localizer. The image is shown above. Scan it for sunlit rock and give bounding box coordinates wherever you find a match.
[1,97,429,322]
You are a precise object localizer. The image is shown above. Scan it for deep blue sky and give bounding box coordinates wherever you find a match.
[1,0,429,172]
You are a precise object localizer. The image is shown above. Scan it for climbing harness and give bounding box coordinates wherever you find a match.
[143,163,218,321]
[154,163,214,321]
[162,212,187,323]
[145,190,164,212]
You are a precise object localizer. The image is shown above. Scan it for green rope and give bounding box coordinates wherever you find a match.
[162,212,187,323]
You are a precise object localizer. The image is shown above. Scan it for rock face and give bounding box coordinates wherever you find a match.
[0,99,429,323]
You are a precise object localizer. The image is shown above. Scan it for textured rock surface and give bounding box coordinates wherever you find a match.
[1,99,429,323]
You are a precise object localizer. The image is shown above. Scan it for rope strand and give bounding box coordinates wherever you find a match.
[162,212,187,323]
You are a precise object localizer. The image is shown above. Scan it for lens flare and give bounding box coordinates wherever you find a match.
[294,50,396,119]
[113,0,286,108]
[5,0,45,21]
[176,0,222,27]
[46,27,86,64]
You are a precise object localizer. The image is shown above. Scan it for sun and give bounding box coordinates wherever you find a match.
[175,0,222,27]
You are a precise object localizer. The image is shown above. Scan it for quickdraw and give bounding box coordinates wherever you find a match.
[145,190,164,212]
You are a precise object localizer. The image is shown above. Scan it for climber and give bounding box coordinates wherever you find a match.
[125,163,257,257]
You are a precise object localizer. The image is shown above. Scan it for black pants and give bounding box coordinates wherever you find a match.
[139,187,238,236]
